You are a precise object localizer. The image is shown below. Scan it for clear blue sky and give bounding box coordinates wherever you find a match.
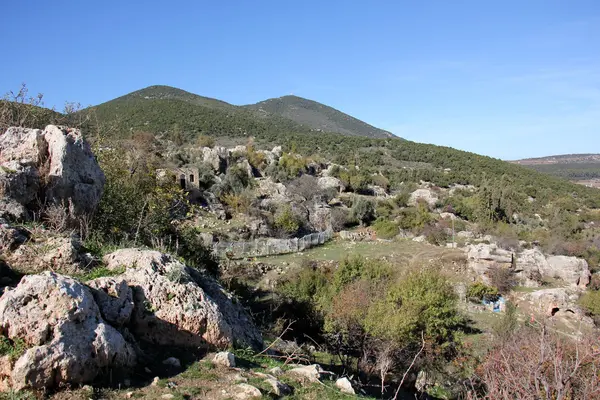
[1,1,599,159]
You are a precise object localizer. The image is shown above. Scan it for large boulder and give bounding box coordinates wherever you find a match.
[0,125,105,221]
[408,188,438,207]
[255,178,289,204]
[317,176,344,192]
[102,249,263,350]
[0,272,136,390]
[466,243,513,283]
[5,233,88,276]
[309,203,332,232]
[202,146,229,173]
[545,256,590,289]
[43,126,105,216]
[514,248,548,287]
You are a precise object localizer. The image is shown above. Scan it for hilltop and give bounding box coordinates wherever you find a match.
[244,95,394,138]
[74,85,394,141]
[512,153,600,186]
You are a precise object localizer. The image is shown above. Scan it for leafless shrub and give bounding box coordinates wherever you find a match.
[475,323,600,399]
[487,263,516,294]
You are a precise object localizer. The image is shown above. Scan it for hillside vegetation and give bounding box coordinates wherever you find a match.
[245,95,393,138]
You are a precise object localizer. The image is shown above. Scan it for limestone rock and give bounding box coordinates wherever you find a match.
[309,203,331,232]
[87,277,134,326]
[409,188,438,207]
[202,146,229,173]
[264,377,292,396]
[335,377,355,395]
[0,272,136,390]
[213,351,236,367]
[0,223,28,253]
[287,364,324,383]
[317,176,344,192]
[0,125,105,222]
[0,127,46,165]
[256,178,288,203]
[6,234,88,275]
[546,256,590,289]
[233,383,262,399]
[43,125,105,217]
[103,249,263,350]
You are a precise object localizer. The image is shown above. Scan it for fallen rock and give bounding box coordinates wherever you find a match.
[268,366,284,376]
[213,351,236,367]
[317,176,344,192]
[103,249,263,350]
[0,125,105,222]
[335,377,355,395]
[287,364,324,383]
[265,377,292,396]
[0,272,136,390]
[233,383,262,399]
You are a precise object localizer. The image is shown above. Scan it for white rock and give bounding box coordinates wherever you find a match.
[0,272,136,390]
[213,351,236,367]
[233,383,262,399]
[287,364,324,382]
[335,377,355,395]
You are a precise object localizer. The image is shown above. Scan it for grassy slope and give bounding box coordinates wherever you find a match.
[245,95,394,139]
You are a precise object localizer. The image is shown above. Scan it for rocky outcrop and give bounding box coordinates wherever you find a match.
[515,288,594,329]
[0,125,105,221]
[545,256,590,289]
[202,146,229,173]
[0,273,136,390]
[42,125,105,216]
[5,233,89,276]
[256,178,289,205]
[409,188,438,207]
[317,176,344,192]
[102,249,263,350]
[467,244,591,289]
[309,203,331,232]
[87,277,134,327]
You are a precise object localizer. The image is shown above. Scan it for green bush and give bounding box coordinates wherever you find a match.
[579,290,600,317]
[274,205,301,236]
[467,282,499,302]
[364,267,463,348]
[350,197,375,226]
[373,218,399,239]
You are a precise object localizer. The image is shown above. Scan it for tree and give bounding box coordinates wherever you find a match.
[351,197,375,226]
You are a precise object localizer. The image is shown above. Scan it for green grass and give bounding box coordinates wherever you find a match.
[179,361,219,381]
[77,265,126,281]
[256,238,464,269]
[0,336,28,361]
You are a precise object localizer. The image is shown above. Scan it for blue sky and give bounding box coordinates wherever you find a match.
[1,1,599,159]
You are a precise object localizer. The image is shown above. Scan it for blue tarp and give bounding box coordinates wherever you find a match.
[482,296,506,312]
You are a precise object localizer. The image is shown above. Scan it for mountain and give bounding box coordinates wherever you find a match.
[244,95,394,139]
[512,154,600,186]
[76,86,394,141]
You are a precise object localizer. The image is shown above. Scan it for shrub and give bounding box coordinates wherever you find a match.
[195,134,215,148]
[330,207,352,231]
[467,282,499,302]
[274,205,301,236]
[287,175,321,201]
[487,264,516,294]
[579,290,600,317]
[350,197,375,226]
[373,218,399,239]
[364,266,463,350]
